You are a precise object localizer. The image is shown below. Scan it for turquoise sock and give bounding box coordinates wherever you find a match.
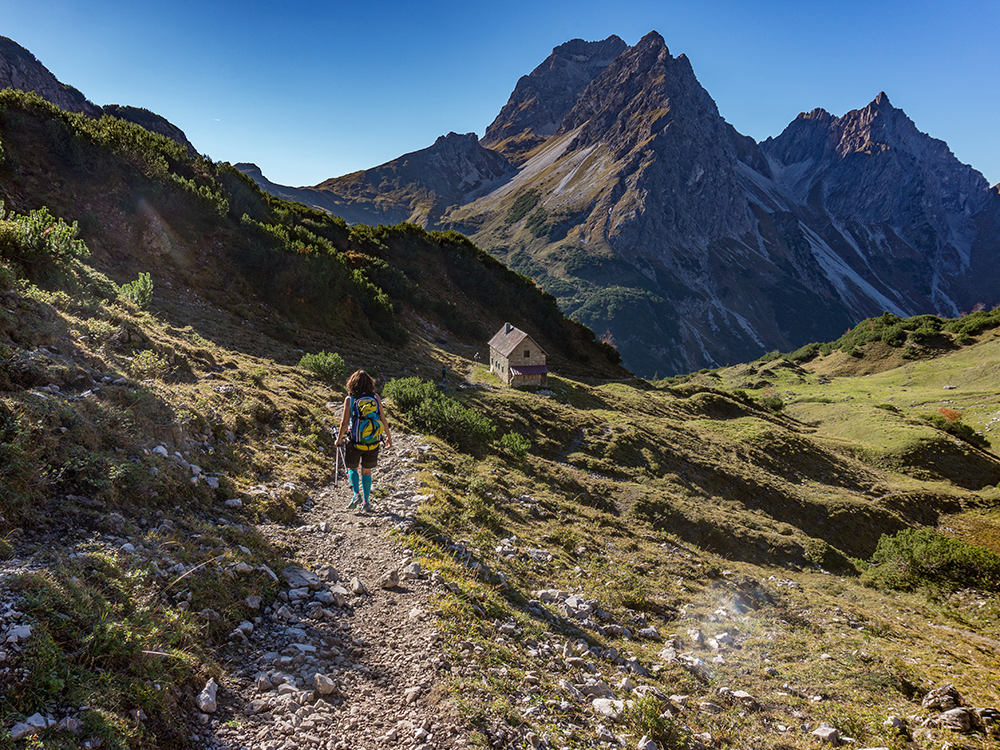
[362,474,372,501]
[349,469,360,494]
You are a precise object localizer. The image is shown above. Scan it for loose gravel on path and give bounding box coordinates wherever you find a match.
[193,433,469,750]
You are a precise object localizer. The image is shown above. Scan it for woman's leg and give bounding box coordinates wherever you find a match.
[361,467,373,502]
[344,447,362,507]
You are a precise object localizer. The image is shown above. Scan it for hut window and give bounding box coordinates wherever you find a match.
[524,350,530,357]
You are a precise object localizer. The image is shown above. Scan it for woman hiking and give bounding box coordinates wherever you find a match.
[336,369,393,511]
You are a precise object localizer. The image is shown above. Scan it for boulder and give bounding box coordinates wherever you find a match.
[922,683,964,711]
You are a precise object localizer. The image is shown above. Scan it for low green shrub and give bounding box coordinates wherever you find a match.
[757,393,784,412]
[383,377,439,411]
[130,349,169,380]
[118,271,153,309]
[297,351,345,384]
[385,377,495,451]
[786,341,821,362]
[927,412,990,449]
[0,201,90,266]
[497,432,530,459]
[505,189,540,225]
[621,695,689,749]
[861,527,1000,594]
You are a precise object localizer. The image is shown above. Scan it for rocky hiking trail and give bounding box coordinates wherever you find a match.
[0,432,469,749]
[197,432,468,750]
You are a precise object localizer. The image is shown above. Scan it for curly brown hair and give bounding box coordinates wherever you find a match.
[345,369,376,397]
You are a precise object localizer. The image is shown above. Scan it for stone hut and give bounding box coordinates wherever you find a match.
[489,322,548,387]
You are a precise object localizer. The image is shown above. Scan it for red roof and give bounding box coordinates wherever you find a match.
[509,365,549,376]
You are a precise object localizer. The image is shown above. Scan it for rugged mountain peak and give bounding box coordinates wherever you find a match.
[802,107,833,121]
[0,35,102,117]
[557,29,721,158]
[432,131,484,151]
[762,91,992,316]
[482,34,627,162]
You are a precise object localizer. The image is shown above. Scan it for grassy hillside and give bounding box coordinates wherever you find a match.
[1,88,999,749]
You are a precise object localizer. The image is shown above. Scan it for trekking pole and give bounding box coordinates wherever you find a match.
[332,428,343,486]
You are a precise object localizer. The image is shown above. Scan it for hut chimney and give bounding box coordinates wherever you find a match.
[505,322,512,334]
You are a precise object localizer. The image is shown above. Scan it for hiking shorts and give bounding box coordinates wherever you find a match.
[344,443,379,470]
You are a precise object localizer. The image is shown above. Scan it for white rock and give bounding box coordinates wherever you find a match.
[350,577,367,595]
[938,707,977,732]
[25,713,54,730]
[224,498,243,508]
[400,562,423,580]
[6,624,31,642]
[315,564,339,582]
[282,566,322,590]
[152,445,169,457]
[313,673,338,696]
[329,584,350,607]
[595,724,617,743]
[56,716,84,735]
[197,677,219,713]
[811,725,840,744]
[380,569,400,589]
[314,590,336,605]
[592,698,628,719]
[9,722,38,740]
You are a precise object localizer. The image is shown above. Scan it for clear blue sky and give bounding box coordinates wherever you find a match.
[3,0,997,188]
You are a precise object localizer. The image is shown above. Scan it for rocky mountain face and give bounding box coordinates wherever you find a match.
[241,132,516,227]
[0,36,102,117]
[482,35,627,163]
[0,36,195,154]
[242,32,1000,376]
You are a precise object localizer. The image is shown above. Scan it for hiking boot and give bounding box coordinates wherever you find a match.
[348,492,361,509]
[362,497,371,512]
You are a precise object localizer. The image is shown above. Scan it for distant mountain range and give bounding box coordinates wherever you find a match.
[237,32,1000,376]
[4,30,995,377]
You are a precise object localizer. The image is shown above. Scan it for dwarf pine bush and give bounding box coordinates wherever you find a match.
[297,351,345,384]
[497,432,530,458]
[385,377,495,451]
[861,527,1000,594]
[119,271,153,309]
[0,201,90,265]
